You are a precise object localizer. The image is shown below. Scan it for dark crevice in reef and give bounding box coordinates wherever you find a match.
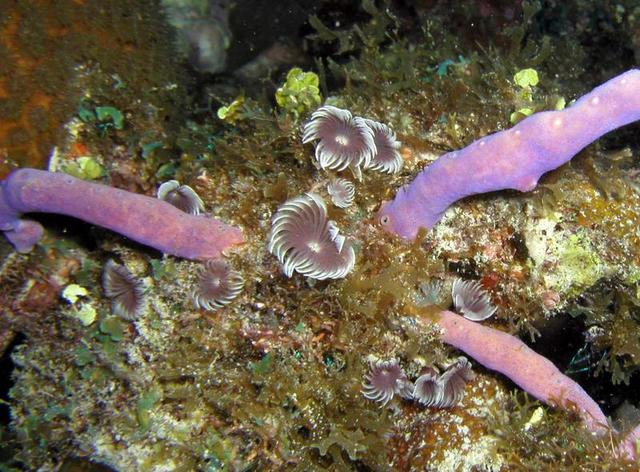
[29,213,100,252]
[529,311,640,421]
[0,333,24,427]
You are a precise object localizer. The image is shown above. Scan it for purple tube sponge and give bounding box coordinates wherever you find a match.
[425,309,640,461]
[0,169,244,260]
[432,310,608,433]
[379,69,640,240]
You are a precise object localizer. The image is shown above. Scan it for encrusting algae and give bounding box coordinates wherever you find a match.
[2,1,640,470]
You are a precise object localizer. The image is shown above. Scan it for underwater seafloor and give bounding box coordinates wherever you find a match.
[2,0,640,470]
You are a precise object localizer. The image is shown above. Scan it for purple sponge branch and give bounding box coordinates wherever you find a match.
[416,309,639,461]
[434,310,608,432]
[0,169,244,260]
[379,69,640,240]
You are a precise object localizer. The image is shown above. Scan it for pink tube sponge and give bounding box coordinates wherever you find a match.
[379,69,640,240]
[0,169,244,260]
[431,310,608,433]
[417,310,640,461]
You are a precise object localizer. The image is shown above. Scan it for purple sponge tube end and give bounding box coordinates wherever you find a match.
[3,219,44,253]
[379,69,640,240]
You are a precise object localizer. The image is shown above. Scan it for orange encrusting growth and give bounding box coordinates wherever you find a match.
[1,6,59,176]
[0,1,179,178]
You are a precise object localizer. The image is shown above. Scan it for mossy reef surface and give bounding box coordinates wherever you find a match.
[2,0,640,470]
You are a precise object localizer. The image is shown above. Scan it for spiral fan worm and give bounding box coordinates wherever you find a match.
[267,193,355,280]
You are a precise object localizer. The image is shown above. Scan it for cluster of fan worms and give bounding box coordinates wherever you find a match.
[359,277,495,408]
[302,105,402,176]
[151,103,408,303]
[100,179,246,318]
[362,357,475,408]
[266,105,402,280]
[102,257,245,319]
[103,108,496,314]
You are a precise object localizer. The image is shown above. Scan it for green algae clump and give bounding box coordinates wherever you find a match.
[513,68,539,88]
[62,156,105,180]
[275,68,322,119]
[217,96,245,124]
